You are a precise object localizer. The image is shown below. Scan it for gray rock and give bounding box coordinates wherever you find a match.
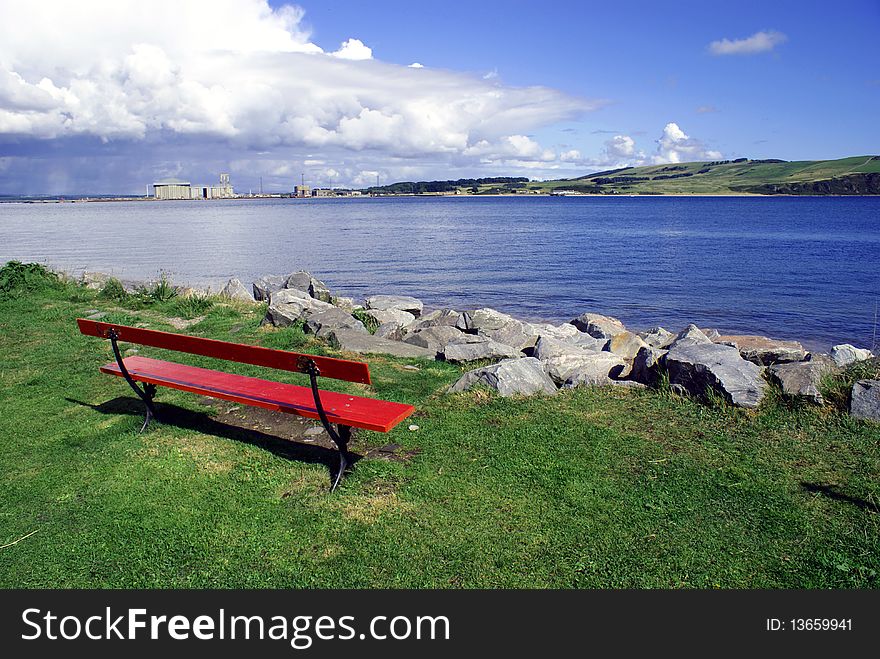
[630,345,667,386]
[666,324,713,349]
[80,271,112,290]
[527,322,582,342]
[477,324,537,351]
[364,308,416,329]
[285,271,312,292]
[850,380,880,422]
[533,335,600,361]
[374,323,406,341]
[252,275,286,301]
[404,326,471,355]
[570,312,626,339]
[549,352,627,387]
[220,277,256,303]
[606,331,650,360]
[332,296,357,312]
[263,295,335,327]
[714,334,806,365]
[304,308,367,338]
[442,338,521,363]
[662,342,767,409]
[409,309,461,331]
[638,327,673,348]
[456,308,517,332]
[326,328,434,359]
[308,277,332,302]
[269,288,313,305]
[448,357,557,397]
[831,344,873,367]
[768,361,834,404]
[365,294,423,317]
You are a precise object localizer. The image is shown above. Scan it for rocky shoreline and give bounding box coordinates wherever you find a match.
[80,269,879,422]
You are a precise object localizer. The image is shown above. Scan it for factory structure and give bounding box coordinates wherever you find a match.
[152,173,234,200]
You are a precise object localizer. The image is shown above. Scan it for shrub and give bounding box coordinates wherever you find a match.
[352,309,380,334]
[98,277,128,301]
[172,293,215,319]
[0,261,60,300]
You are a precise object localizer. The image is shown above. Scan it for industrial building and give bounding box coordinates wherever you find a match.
[152,173,234,200]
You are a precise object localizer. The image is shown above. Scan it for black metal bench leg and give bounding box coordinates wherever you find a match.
[141,383,158,432]
[330,425,352,493]
[107,329,159,432]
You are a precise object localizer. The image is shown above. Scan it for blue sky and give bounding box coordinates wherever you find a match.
[0,0,878,194]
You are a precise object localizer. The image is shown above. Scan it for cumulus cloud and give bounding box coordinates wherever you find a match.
[708,30,787,56]
[604,135,637,159]
[652,122,721,164]
[0,0,602,191]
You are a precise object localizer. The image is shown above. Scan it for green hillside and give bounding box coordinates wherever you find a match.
[534,155,880,195]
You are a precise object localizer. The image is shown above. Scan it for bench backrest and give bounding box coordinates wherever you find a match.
[77,318,371,385]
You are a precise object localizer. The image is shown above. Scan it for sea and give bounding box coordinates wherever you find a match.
[1,195,878,351]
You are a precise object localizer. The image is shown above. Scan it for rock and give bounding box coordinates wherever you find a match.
[269,288,313,305]
[263,295,335,327]
[365,294,423,317]
[630,345,667,385]
[478,324,537,351]
[715,334,806,365]
[768,361,834,404]
[442,338,521,363]
[448,357,557,397]
[374,323,406,341]
[831,344,873,367]
[550,352,627,387]
[252,275,286,301]
[326,328,434,359]
[606,331,650,360]
[409,309,461,331]
[702,328,722,340]
[304,308,367,338]
[456,308,517,332]
[219,277,256,303]
[570,312,626,339]
[308,277,332,302]
[364,308,416,328]
[850,380,880,422]
[304,426,325,437]
[666,324,713,349]
[662,342,767,409]
[408,424,420,432]
[80,271,112,289]
[533,335,600,361]
[86,311,108,320]
[332,296,357,312]
[638,327,673,349]
[404,326,472,355]
[527,322,582,342]
[284,271,312,292]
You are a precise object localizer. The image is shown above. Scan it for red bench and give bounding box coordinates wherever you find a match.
[77,318,415,491]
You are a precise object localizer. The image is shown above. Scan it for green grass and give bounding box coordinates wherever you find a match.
[1,265,878,588]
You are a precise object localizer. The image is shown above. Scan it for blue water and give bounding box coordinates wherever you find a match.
[1,195,878,350]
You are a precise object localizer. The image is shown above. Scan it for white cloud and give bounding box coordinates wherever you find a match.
[559,149,581,162]
[0,0,601,190]
[604,134,636,159]
[653,122,721,164]
[330,38,373,61]
[708,30,787,56]
[408,63,424,69]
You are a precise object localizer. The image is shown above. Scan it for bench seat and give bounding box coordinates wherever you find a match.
[100,355,415,433]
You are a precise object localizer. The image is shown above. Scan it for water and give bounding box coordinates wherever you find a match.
[1,195,878,350]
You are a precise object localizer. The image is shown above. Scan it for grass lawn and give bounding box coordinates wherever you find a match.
[1,264,878,588]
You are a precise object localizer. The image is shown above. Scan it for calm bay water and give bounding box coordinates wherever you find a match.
[1,195,878,350]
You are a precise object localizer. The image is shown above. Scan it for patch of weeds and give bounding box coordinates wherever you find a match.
[352,309,380,334]
[98,277,128,302]
[0,261,60,300]
[821,357,880,413]
[172,293,215,319]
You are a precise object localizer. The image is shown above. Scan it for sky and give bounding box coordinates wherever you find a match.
[0,0,878,194]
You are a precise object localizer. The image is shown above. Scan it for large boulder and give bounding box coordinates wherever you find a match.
[667,324,713,349]
[326,328,434,359]
[715,334,806,365]
[252,275,286,301]
[308,277,332,302]
[638,327,673,349]
[408,309,461,331]
[365,294,423,317]
[404,326,477,355]
[662,342,767,409]
[442,338,521,363]
[606,331,650,360]
[768,361,834,404]
[284,270,313,292]
[570,312,626,339]
[270,288,313,305]
[551,353,627,387]
[304,308,367,338]
[831,344,873,367]
[533,335,600,361]
[527,322,582,342]
[448,358,557,397]
[332,296,358,312]
[456,308,537,350]
[263,295,335,327]
[374,323,406,341]
[364,308,416,329]
[850,380,880,422]
[630,345,667,386]
[219,277,256,303]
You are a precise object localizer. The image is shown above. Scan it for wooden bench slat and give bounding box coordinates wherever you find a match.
[100,356,415,433]
[77,318,371,384]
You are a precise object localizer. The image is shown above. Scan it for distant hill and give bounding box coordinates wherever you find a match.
[534,155,880,195]
[365,156,880,196]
